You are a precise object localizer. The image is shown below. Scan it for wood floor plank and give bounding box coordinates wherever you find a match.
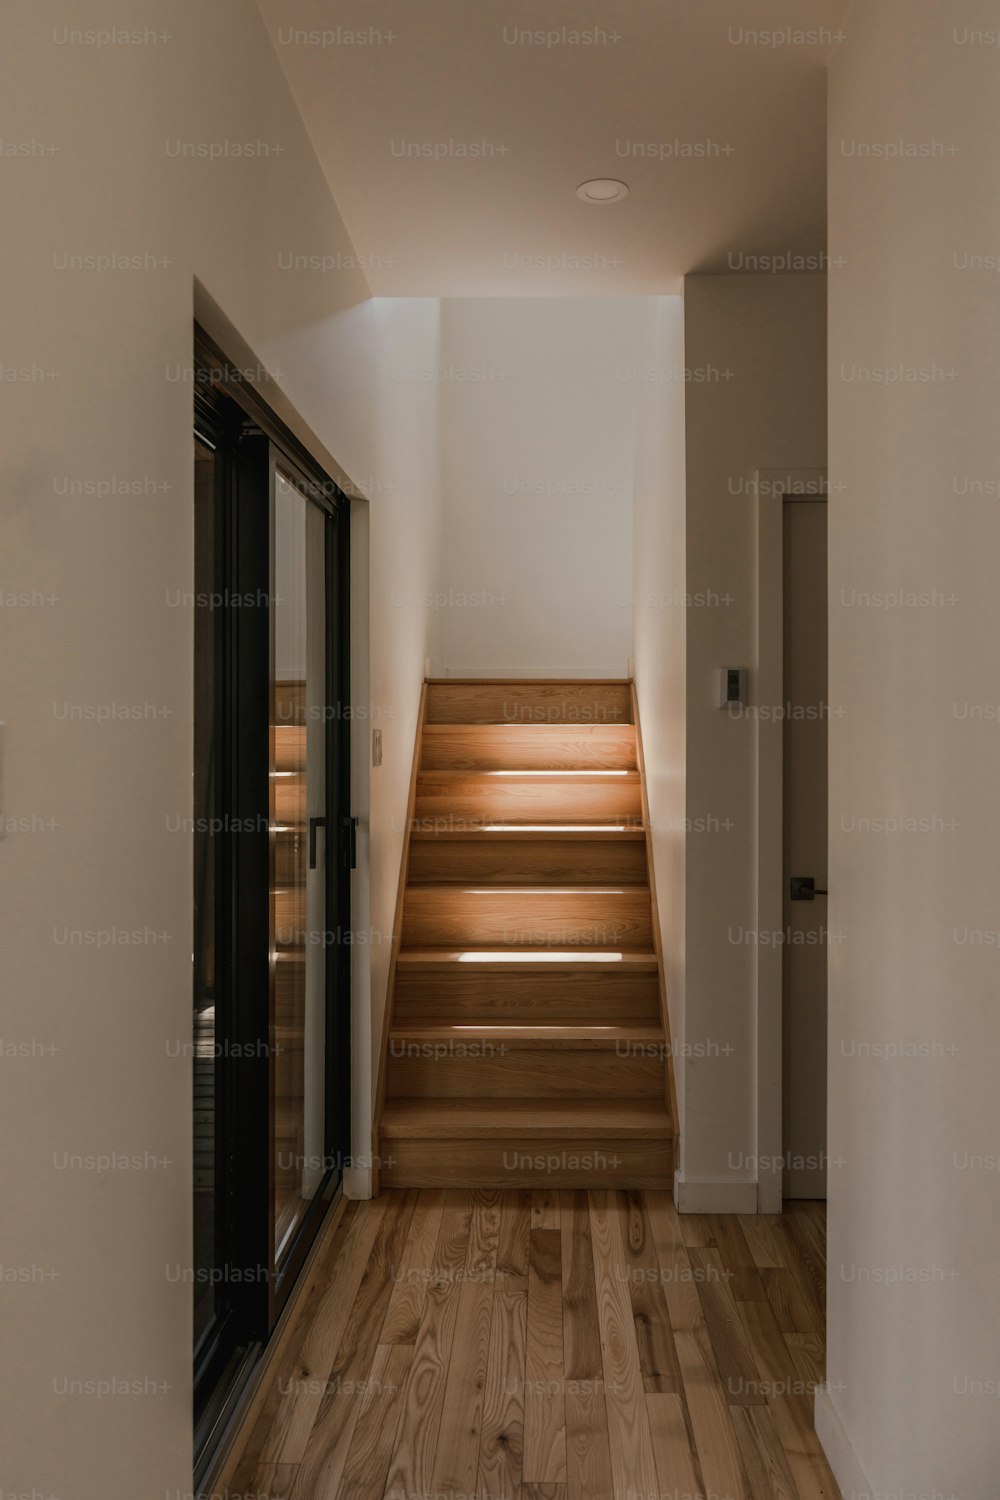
[737,1214,789,1271]
[380,1188,446,1344]
[782,1207,827,1308]
[565,1387,615,1500]
[524,1226,568,1484]
[434,1187,476,1277]
[679,1213,713,1249]
[787,1200,826,1276]
[248,1464,298,1499]
[382,1274,464,1500]
[467,1185,504,1278]
[616,1189,683,1395]
[766,1389,832,1467]
[260,1195,390,1465]
[431,1272,495,1498]
[520,1485,567,1499]
[334,1343,413,1500]
[498,1188,532,1280]
[383,1190,476,1499]
[729,1282,832,1486]
[645,1392,703,1500]
[785,1330,826,1390]
[560,1192,614,1500]
[289,1191,419,1497]
[783,1448,843,1500]
[588,1191,659,1500]
[675,1328,750,1500]
[532,1188,560,1230]
[690,1248,767,1408]
[732,1295,801,1393]
[479,1280,528,1499]
[760,1265,823,1337]
[560,1191,603,1381]
[706,1215,768,1301]
[643,1191,705,1336]
[731,1404,799,1500]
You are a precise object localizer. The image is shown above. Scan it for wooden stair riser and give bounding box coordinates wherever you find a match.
[380,1138,673,1189]
[407,836,648,886]
[401,887,653,949]
[393,968,662,1024]
[272,777,304,825]
[387,1042,665,1099]
[272,724,305,773]
[425,681,633,725]
[420,723,637,771]
[415,776,642,824]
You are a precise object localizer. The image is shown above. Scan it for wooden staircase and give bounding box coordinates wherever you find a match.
[374,679,676,1190]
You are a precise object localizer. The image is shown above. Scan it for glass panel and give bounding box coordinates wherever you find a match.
[271,473,328,1266]
[193,433,219,1352]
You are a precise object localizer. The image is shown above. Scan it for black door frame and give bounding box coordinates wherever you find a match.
[192,328,352,1477]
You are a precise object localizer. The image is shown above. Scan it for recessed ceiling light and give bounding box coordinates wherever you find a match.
[576,178,629,204]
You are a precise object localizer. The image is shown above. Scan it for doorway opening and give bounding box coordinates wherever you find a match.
[754,468,829,1211]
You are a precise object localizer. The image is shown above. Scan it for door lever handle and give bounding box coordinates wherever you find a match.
[790,875,828,901]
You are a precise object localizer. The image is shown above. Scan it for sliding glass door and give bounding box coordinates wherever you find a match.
[269,462,352,1293]
[191,333,352,1479]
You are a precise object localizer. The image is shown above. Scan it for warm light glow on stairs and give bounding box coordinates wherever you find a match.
[374,678,676,1189]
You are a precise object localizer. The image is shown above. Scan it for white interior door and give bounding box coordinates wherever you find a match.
[782,497,829,1199]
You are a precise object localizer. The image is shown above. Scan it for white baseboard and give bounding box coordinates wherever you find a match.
[673,1172,759,1214]
[815,1383,871,1499]
[343,1165,373,1199]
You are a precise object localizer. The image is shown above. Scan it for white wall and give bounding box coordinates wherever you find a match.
[630,296,688,1143]
[366,296,443,1143]
[681,275,827,1208]
[820,6,1000,1495]
[437,297,646,677]
[0,3,441,1495]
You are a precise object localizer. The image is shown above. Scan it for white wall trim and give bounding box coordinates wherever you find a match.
[753,467,827,1213]
[815,1384,872,1500]
[673,1172,759,1215]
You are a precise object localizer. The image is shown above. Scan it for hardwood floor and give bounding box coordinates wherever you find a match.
[232,1191,841,1500]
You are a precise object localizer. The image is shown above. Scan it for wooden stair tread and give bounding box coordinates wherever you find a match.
[407,876,650,888]
[418,770,640,782]
[396,948,659,971]
[409,825,646,840]
[380,1096,673,1139]
[389,1024,665,1047]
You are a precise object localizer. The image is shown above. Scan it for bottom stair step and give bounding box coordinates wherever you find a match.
[378,1096,673,1188]
[386,1025,667,1097]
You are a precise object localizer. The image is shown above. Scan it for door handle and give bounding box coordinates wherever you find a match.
[790,875,828,901]
[342,815,358,871]
[308,816,327,870]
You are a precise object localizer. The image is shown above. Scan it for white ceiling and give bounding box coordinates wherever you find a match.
[259,0,848,296]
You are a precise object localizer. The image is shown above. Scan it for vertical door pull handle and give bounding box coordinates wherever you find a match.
[308,816,327,869]
[343,815,358,871]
